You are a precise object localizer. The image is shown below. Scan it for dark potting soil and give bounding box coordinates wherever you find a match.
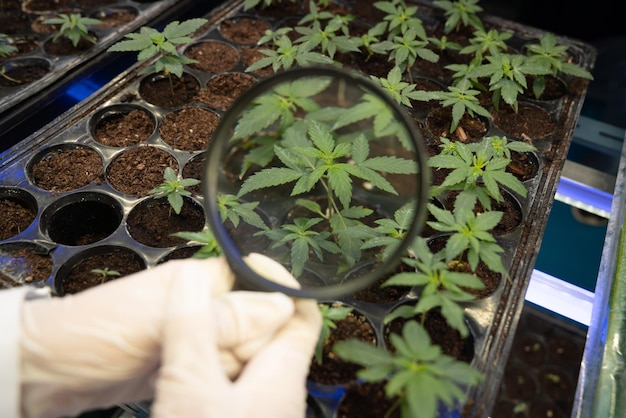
[184,41,240,74]
[0,199,36,240]
[0,64,49,87]
[492,104,556,140]
[31,147,103,192]
[426,106,489,142]
[139,73,200,108]
[91,9,139,29]
[159,106,220,151]
[0,248,53,287]
[195,72,257,111]
[336,381,401,418]
[106,146,178,197]
[93,109,155,147]
[60,247,145,295]
[307,307,376,386]
[43,34,97,56]
[126,198,205,248]
[219,16,271,45]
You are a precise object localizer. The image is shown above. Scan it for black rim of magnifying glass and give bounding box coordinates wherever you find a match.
[204,65,430,299]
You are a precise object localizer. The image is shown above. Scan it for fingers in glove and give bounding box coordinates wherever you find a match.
[213,291,294,378]
[233,297,322,418]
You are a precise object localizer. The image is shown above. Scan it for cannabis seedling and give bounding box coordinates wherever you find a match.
[525,32,594,99]
[459,28,512,61]
[428,136,532,208]
[426,203,507,275]
[410,78,492,136]
[244,34,333,74]
[469,52,547,111]
[148,167,200,215]
[383,237,483,337]
[433,0,485,34]
[315,303,353,364]
[334,320,483,418]
[107,18,207,78]
[43,13,102,47]
[91,268,121,284]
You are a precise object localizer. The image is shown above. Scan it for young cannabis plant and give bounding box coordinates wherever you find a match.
[170,228,222,258]
[242,121,416,276]
[334,319,483,418]
[428,136,531,209]
[315,303,353,364]
[91,268,121,284]
[244,34,334,74]
[432,0,485,34]
[383,28,439,79]
[469,52,547,111]
[362,202,415,262]
[43,13,102,47]
[107,18,207,78]
[369,66,424,108]
[460,28,513,61]
[382,237,483,337]
[148,167,200,215]
[411,78,492,136]
[426,203,506,275]
[374,0,427,39]
[525,32,594,99]
[294,20,360,59]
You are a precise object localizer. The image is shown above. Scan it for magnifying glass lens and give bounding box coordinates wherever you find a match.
[205,67,428,299]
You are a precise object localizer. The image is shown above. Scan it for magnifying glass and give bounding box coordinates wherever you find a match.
[204,66,429,299]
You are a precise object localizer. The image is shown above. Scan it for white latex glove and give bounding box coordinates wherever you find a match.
[19,255,321,418]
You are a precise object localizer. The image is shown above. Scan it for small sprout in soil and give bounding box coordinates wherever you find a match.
[433,0,485,34]
[170,228,222,258]
[148,167,200,215]
[91,267,121,284]
[43,13,102,47]
[315,303,353,364]
[107,18,208,79]
[334,320,483,418]
[383,236,483,337]
[0,33,18,57]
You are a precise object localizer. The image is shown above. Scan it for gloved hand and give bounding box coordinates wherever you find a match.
[19,255,321,418]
